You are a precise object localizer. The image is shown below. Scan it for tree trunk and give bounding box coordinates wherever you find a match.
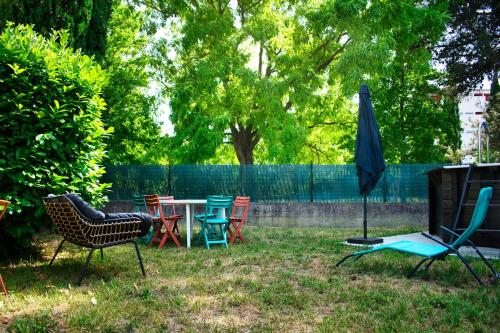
[230,123,260,165]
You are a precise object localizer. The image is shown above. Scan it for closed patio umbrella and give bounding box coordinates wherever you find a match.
[347,84,385,245]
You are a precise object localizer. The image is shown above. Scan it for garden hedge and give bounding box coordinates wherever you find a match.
[0,24,111,252]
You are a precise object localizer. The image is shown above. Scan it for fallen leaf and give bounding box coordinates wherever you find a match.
[0,301,4,308]
[37,273,48,281]
[90,297,97,305]
[1,316,10,325]
[87,290,94,296]
[133,283,139,290]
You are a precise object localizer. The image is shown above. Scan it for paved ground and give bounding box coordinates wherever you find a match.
[346,232,500,259]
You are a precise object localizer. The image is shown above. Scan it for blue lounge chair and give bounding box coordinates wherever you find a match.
[336,187,499,285]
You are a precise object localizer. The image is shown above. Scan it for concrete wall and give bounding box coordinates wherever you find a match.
[103,201,428,228]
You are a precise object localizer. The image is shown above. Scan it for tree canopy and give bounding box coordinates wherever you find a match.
[0,0,113,60]
[435,0,499,93]
[102,4,163,164]
[140,0,459,164]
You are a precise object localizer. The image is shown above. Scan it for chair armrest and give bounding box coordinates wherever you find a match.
[421,232,456,252]
[100,217,142,223]
[439,226,476,247]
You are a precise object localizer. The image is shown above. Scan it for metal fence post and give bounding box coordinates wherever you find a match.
[167,165,172,196]
[239,164,244,196]
[309,163,314,203]
[382,171,388,203]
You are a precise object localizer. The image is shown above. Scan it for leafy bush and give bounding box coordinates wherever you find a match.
[0,24,111,251]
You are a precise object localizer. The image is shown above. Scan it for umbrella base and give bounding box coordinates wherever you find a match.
[346,237,383,245]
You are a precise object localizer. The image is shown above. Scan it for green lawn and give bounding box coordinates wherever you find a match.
[1,226,499,332]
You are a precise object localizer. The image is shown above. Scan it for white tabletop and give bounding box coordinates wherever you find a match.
[159,198,206,204]
[157,198,207,248]
[172,199,206,204]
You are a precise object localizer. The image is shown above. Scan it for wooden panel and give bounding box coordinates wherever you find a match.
[427,165,500,248]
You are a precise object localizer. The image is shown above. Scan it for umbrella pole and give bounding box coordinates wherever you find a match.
[363,193,367,239]
[346,193,382,245]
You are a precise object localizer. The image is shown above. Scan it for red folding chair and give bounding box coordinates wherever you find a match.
[227,196,250,244]
[144,195,182,249]
[0,199,10,295]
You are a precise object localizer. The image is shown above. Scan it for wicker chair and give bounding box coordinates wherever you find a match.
[43,195,146,285]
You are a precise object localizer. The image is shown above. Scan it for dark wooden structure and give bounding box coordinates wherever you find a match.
[427,164,500,248]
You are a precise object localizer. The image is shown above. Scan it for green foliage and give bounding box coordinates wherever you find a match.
[0,0,113,60]
[366,1,461,163]
[485,74,500,160]
[0,24,110,248]
[101,3,163,164]
[144,0,456,164]
[436,0,499,93]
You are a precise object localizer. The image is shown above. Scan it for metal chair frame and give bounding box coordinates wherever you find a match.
[43,195,146,285]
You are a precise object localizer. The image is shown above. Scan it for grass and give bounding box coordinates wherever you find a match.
[1,226,499,333]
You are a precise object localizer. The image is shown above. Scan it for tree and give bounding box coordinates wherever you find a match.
[368,1,461,162]
[142,0,445,165]
[435,0,499,94]
[0,0,113,60]
[0,25,110,254]
[485,73,500,159]
[101,4,163,164]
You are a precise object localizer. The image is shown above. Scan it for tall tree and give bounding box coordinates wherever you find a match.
[485,73,500,159]
[435,0,499,94]
[0,0,113,59]
[101,4,163,164]
[369,1,461,162]
[144,0,449,165]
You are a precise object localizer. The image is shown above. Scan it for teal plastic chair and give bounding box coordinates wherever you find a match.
[195,195,233,249]
[337,187,499,285]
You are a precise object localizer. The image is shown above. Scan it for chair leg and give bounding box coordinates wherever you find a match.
[77,248,95,286]
[423,258,436,271]
[456,252,484,285]
[196,222,206,246]
[0,274,7,296]
[203,228,210,249]
[158,232,169,249]
[230,223,245,244]
[167,222,181,248]
[148,222,162,248]
[336,253,363,267]
[133,242,146,277]
[49,239,66,266]
[473,247,500,283]
[407,258,429,278]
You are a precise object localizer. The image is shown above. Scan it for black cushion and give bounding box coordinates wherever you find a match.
[104,212,152,237]
[64,194,105,221]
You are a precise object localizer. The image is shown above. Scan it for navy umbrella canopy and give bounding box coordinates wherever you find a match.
[348,84,385,245]
[355,84,385,195]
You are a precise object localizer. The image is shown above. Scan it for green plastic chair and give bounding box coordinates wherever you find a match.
[195,195,233,249]
[337,187,499,285]
[132,195,152,244]
[132,195,147,213]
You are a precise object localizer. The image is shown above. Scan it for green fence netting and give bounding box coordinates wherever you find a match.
[102,164,440,203]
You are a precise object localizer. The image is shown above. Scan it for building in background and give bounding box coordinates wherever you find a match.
[459,89,490,163]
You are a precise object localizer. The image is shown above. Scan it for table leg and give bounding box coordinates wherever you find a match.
[186,204,191,248]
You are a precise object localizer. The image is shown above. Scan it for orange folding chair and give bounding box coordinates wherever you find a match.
[144,195,182,249]
[0,200,10,295]
[227,196,250,244]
